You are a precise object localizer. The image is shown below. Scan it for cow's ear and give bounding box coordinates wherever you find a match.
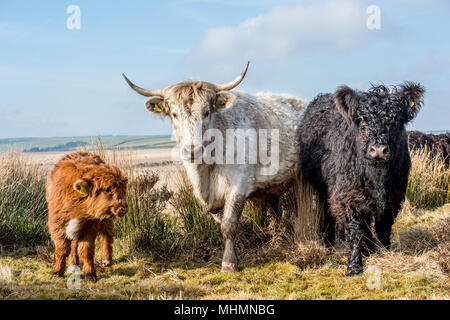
[334,85,359,125]
[215,91,236,110]
[398,82,425,123]
[145,97,168,116]
[73,179,91,196]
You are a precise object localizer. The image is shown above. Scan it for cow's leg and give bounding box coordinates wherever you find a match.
[53,237,70,277]
[221,193,246,273]
[77,233,97,282]
[98,219,114,267]
[330,192,364,276]
[361,214,376,255]
[321,202,336,247]
[67,240,79,273]
[375,196,403,249]
[347,213,364,276]
[375,211,395,249]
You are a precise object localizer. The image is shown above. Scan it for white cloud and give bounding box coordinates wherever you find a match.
[187,0,394,63]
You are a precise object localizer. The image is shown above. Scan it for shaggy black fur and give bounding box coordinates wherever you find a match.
[408,131,450,167]
[300,82,425,276]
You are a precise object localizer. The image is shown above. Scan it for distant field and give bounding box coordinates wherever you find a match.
[0,135,175,153]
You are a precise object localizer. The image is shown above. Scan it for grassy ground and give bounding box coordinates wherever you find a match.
[0,204,448,300]
[0,148,448,300]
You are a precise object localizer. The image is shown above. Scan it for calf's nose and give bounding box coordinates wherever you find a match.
[113,204,128,218]
[368,145,389,161]
[117,206,128,217]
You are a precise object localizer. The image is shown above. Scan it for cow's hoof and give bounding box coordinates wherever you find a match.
[101,260,112,268]
[85,274,98,283]
[52,271,64,278]
[347,267,363,277]
[221,262,238,273]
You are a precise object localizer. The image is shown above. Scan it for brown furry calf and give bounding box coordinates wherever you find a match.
[46,151,128,282]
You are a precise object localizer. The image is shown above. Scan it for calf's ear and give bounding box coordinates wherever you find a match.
[73,179,91,196]
[145,97,168,116]
[334,85,359,125]
[398,82,425,123]
[215,91,236,110]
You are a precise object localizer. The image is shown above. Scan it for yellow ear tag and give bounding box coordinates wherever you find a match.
[154,104,163,113]
[410,101,415,108]
[79,186,88,195]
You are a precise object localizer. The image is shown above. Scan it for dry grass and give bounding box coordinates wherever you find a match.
[431,216,450,275]
[407,148,450,209]
[0,152,49,248]
[292,175,323,244]
[0,264,15,282]
[286,241,328,269]
[284,175,328,269]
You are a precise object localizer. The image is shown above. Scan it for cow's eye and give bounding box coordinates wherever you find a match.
[172,112,178,119]
[105,187,112,193]
[204,110,210,118]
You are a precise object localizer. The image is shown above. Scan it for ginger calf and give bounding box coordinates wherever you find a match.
[46,151,128,282]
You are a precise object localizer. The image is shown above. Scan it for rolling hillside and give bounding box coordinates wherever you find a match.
[0,135,175,153]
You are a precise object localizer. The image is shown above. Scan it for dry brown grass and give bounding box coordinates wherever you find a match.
[431,217,450,275]
[393,227,439,255]
[0,152,49,248]
[292,175,323,243]
[407,148,450,209]
[284,175,328,269]
[0,264,15,282]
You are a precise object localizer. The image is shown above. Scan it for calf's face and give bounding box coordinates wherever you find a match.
[334,82,425,165]
[73,165,128,219]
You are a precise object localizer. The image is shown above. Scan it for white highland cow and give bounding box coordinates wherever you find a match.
[123,62,304,272]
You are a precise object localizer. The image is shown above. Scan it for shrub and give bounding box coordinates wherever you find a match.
[0,153,49,248]
[170,169,222,248]
[284,176,328,269]
[407,148,450,209]
[115,170,178,259]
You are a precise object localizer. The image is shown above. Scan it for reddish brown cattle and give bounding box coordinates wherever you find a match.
[46,151,128,282]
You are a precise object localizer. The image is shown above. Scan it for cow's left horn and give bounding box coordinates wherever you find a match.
[122,74,164,97]
[215,61,250,91]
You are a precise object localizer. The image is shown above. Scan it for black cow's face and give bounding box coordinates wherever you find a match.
[334,82,425,166]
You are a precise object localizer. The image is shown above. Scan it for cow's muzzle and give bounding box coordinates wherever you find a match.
[366,145,390,162]
[111,204,128,218]
[181,145,204,161]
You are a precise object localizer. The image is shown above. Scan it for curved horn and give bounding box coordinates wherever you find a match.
[122,73,164,97]
[215,61,250,91]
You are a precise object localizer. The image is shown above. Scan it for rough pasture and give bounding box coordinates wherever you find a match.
[0,148,448,300]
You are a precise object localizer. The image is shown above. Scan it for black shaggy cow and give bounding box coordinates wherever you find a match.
[300,82,425,276]
[408,131,450,167]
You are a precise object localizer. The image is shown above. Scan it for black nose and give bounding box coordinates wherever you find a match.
[118,205,128,217]
[368,145,389,161]
[181,145,204,160]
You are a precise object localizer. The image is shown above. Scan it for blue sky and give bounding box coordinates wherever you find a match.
[0,0,449,138]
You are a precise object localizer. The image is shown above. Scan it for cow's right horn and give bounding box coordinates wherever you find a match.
[122,74,164,97]
[215,61,250,91]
